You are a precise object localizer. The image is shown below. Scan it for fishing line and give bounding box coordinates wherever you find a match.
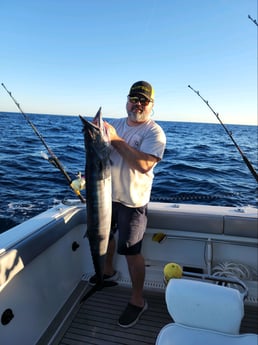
[1,83,86,203]
[188,85,258,183]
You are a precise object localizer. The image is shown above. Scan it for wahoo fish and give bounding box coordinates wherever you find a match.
[79,108,114,299]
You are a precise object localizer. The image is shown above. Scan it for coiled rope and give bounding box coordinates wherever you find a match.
[212,261,257,281]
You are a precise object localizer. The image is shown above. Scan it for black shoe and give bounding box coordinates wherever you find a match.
[88,271,119,286]
[118,300,148,328]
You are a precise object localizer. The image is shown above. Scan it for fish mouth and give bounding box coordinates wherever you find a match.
[79,107,102,129]
[79,115,94,127]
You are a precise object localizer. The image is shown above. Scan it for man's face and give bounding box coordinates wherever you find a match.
[126,95,154,123]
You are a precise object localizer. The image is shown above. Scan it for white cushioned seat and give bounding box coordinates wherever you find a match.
[156,323,258,345]
[156,278,258,345]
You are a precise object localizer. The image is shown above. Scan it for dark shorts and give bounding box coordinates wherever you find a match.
[110,202,148,255]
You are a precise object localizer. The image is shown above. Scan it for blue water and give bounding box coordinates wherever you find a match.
[0,111,257,233]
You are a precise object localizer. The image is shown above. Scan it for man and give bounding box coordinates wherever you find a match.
[90,81,166,327]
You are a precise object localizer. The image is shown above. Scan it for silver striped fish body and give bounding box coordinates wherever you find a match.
[80,108,111,285]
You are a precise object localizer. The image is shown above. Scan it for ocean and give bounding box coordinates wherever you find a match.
[0,111,257,234]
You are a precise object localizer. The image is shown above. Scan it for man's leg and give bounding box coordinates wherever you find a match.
[126,253,145,307]
[118,253,147,327]
[117,203,148,327]
[104,237,116,276]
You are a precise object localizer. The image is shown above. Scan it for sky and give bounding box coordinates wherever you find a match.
[0,0,257,125]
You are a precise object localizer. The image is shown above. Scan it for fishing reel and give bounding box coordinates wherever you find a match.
[70,172,86,192]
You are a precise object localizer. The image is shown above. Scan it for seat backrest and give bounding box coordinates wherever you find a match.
[165,278,244,334]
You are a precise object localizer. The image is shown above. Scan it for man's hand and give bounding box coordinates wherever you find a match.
[104,121,159,173]
[104,122,119,142]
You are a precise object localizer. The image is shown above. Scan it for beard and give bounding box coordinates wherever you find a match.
[127,106,150,123]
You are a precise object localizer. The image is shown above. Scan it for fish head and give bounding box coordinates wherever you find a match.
[80,107,109,139]
[92,107,110,142]
[79,108,110,160]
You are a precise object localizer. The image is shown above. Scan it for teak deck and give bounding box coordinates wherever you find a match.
[45,283,258,345]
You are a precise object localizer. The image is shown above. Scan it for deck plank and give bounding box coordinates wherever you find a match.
[56,284,257,345]
[58,285,172,345]
[240,305,258,334]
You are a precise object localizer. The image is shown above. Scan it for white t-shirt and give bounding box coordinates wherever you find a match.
[109,117,166,207]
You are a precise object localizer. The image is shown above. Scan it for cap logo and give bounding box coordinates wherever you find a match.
[131,85,150,93]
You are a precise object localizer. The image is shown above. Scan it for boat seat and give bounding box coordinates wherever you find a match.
[155,324,258,345]
[155,278,258,345]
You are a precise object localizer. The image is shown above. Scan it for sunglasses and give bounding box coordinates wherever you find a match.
[128,96,152,106]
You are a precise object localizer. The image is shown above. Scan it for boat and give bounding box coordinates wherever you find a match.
[0,199,257,344]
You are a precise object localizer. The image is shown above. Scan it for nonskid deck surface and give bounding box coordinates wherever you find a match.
[54,284,257,345]
[56,284,171,345]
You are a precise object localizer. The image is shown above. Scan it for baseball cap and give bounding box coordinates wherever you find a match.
[128,81,154,101]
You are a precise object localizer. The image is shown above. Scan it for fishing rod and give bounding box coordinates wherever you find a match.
[1,83,86,202]
[248,14,258,27]
[188,85,258,183]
